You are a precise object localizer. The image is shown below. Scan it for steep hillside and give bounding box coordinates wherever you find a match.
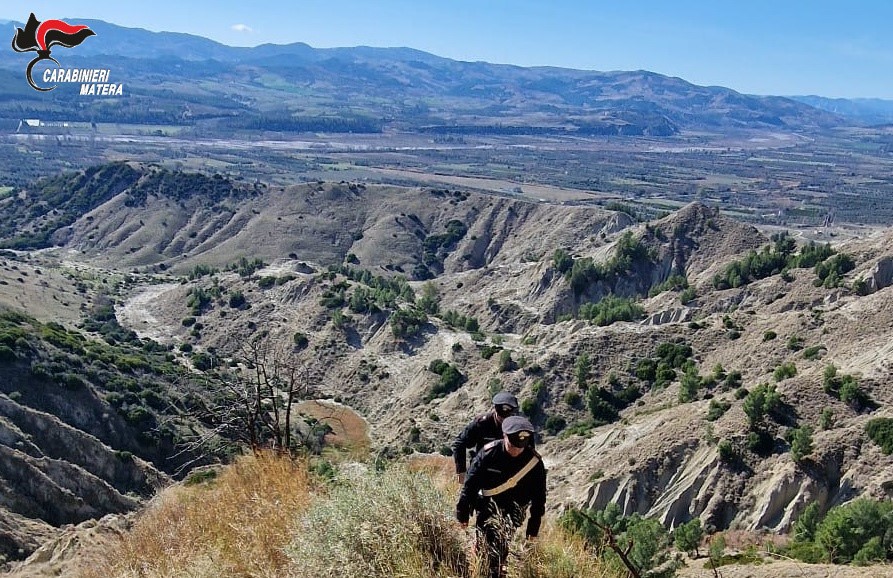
[3,165,893,572]
[0,300,234,562]
[103,191,893,538]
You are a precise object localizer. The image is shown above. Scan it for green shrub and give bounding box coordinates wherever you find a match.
[743,383,782,429]
[191,352,214,371]
[723,370,743,390]
[820,408,834,430]
[578,295,644,326]
[257,276,277,289]
[747,430,774,455]
[649,274,689,297]
[426,363,465,400]
[792,502,822,543]
[521,397,538,417]
[773,362,797,382]
[544,415,567,435]
[479,344,502,359]
[707,399,731,421]
[789,426,814,463]
[185,468,219,486]
[293,333,309,349]
[560,505,671,575]
[854,537,886,566]
[586,388,619,425]
[678,364,701,403]
[497,349,515,372]
[680,287,697,304]
[716,440,736,463]
[390,308,427,339]
[574,353,591,388]
[228,291,246,308]
[762,330,777,341]
[803,345,825,360]
[815,498,893,564]
[814,253,855,288]
[673,518,703,556]
[428,359,449,375]
[866,418,893,454]
[784,540,825,564]
[563,391,582,408]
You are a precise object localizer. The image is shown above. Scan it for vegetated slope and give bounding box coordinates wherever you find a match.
[0,301,227,563]
[5,163,893,570]
[106,180,893,544]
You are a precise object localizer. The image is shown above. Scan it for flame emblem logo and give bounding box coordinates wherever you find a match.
[11,13,96,91]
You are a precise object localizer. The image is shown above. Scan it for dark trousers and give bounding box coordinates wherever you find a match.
[475,502,523,578]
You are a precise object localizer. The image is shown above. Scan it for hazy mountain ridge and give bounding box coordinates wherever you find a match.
[0,19,842,135]
[791,95,893,125]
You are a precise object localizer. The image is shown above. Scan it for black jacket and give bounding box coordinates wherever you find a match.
[451,411,503,474]
[456,440,547,538]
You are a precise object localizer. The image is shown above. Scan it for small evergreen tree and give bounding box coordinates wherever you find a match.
[673,518,704,557]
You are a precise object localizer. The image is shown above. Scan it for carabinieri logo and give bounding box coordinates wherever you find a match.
[12,13,96,92]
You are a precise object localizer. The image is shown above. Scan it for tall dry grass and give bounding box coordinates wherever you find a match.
[78,451,621,578]
[79,451,315,578]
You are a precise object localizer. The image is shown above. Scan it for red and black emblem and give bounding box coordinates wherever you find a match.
[12,13,95,91]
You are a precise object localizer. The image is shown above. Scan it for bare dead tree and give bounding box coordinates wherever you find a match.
[175,334,318,457]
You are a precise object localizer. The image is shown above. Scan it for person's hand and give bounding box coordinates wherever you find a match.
[456,473,466,484]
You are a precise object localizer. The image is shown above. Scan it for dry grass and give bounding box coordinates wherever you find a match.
[78,451,315,578]
[76,451,621,578]
[514,526,619,578]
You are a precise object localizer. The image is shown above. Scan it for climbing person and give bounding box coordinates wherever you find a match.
[456,415,546,578]
[451,391,519,484]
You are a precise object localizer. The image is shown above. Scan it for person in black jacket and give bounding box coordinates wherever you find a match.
[456,415,546,578]
[451,391,519,483]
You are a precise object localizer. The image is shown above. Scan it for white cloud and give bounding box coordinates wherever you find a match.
[231,24,253,33]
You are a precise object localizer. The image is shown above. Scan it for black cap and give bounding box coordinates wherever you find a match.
[492,391,519,409]
[501,415,535,435]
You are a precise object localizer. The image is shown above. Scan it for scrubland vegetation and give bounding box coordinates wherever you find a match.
[77,451,617,578]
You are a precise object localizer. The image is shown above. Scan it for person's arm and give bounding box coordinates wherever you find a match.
[451,418,481,476]
[456,449,486,524]
[525,462,547,538]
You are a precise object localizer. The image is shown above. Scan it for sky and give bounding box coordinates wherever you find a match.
[3,1,893,99]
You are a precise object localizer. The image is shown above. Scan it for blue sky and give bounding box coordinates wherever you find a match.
[4,1,892,98]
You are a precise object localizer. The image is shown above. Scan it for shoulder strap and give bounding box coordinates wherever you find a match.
[481,439,501,452]
[481,456,540,497]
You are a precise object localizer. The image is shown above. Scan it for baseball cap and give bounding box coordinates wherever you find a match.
[501,415,535,435]
[492,391,519,408]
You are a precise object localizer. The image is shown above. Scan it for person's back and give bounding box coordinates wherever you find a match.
[451,392,519,482]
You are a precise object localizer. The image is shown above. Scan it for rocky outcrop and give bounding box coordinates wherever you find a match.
[864,256,893,293]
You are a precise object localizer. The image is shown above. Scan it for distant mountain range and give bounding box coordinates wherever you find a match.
[0,18,886,134]
[790,95,893,125]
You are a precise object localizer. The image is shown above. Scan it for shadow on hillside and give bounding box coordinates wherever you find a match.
[396,322,437,354]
